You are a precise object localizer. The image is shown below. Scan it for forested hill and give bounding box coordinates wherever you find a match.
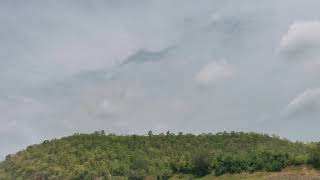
[0,131,319,179]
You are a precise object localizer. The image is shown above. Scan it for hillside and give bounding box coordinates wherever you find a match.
[0,131,318,179]
[170,166,320,179]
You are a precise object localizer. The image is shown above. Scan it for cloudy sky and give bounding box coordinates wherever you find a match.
[2,0,320,159]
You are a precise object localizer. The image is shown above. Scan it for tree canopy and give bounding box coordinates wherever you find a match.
[0,131,316,180]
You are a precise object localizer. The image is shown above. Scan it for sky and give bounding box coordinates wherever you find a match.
[1,0,320,159]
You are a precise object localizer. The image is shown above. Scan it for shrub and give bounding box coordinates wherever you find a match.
[308,143,320,168]
[249,151,288,172]
[214,156,248,176]
[191,151,212,176]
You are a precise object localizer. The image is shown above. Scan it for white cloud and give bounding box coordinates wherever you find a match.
[204,13,221,27]
[279,21,320,56]
[282,88,320,118]
[96,99,121,116]
[194,60,234,86]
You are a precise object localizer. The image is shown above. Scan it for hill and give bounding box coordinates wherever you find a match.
[0,131,319,179]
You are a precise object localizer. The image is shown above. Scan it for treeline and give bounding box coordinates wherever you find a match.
[0,131,319,179]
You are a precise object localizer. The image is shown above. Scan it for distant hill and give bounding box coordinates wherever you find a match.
[0,131,319,179]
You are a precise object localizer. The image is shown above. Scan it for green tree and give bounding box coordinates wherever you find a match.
[191,151,212,176]
[308,143,320,168]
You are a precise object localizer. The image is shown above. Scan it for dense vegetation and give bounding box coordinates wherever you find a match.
[0,131,319,180]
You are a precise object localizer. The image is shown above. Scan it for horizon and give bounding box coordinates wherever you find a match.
[2,0,320,159]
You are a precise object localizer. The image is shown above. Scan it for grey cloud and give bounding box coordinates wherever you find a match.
[120,47,176,66]
[3,0,320,159]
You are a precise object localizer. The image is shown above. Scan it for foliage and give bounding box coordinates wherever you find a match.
[191,151,213,176]
[0,131,311,179]
[308,143,320,169]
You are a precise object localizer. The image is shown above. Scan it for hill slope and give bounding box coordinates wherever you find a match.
[0,131,314,179]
